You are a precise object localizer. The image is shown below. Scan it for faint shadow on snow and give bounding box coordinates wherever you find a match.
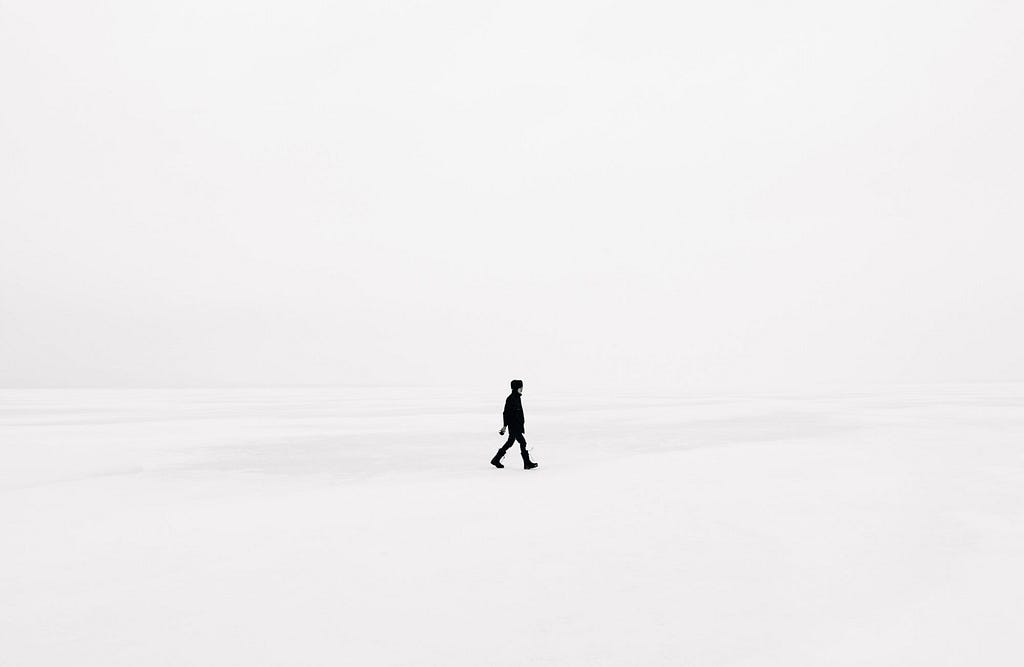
[10,386,1020,489]
[165,408,866,482]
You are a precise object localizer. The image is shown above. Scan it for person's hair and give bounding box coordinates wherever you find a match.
[510,379,523,391]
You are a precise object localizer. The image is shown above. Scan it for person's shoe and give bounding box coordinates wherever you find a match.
[524,461,539,470]
[490,454,504,469]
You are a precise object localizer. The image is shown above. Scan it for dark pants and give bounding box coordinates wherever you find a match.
[498,431,529,463]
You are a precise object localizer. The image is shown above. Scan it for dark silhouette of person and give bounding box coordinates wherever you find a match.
[491,379,538,470]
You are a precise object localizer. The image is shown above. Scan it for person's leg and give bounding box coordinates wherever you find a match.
[515,433,528,462]
[515,432,537,468]
[500,432,516,456]
[491,432,517,467]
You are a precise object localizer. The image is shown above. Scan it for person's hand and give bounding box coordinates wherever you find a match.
[498,427,506,436]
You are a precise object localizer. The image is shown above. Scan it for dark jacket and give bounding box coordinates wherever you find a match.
[503,392,525,433]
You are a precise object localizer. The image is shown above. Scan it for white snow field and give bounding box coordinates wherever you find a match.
[2,385,1023,666]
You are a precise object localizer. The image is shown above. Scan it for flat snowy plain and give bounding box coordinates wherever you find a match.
[3,385,1023,666]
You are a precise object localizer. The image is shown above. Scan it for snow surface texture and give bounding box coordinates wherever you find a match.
[3,385,1023,666]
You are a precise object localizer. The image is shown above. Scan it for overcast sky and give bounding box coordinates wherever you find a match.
[2,0,1022,391]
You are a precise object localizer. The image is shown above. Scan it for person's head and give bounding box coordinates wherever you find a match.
[510,379,523,395]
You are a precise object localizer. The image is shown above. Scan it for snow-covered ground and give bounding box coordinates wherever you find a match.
[2,385,1023,666]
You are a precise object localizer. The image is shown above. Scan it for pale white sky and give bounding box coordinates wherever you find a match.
[2,0,1022,390]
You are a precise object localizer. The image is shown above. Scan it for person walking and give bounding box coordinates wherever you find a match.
[491,379,538,470]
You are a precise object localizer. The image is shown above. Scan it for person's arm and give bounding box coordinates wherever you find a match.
[499,396,510,435]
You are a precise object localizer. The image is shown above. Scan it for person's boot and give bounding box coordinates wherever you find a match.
[523,452,538,470]
[490,451,505,469]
